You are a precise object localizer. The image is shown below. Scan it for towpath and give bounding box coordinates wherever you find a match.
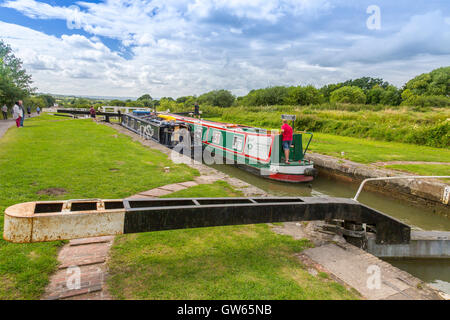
[0,113,38,138]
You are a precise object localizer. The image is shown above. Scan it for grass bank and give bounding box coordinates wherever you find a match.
[167,104,449,148]
[107,181,359,300]
[308,133,450,164]
[0,114,198,299]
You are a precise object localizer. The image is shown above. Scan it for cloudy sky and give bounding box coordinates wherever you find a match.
[0,0,449,98]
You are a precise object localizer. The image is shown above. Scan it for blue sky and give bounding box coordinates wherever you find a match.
[0,0,449,98]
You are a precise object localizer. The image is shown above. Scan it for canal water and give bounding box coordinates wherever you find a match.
[211,164,450,295]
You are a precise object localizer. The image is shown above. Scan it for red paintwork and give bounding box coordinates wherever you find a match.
[268,173,314,183]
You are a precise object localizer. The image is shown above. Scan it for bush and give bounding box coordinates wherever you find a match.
[404,66,450,96]
[198,90,235,108]
[285,85,323,105]
[241,87,289,106]
[330,86,367,104]
[402,94,450,108]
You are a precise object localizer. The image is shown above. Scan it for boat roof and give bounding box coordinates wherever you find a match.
[166,113,270,133]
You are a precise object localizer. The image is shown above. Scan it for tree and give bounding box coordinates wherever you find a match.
[285,85,322,105]
[138,94,152,101]
[330,86,366,104]
[0,40,34,105]
[198,90,235,108]
[342,77,389,92]
[404,66,450,96]
[320,83,343,102]
[109,99,126,106]
[39,94,56,107]
[24,95,46,111]
[380,86,401,106]
[240,86,288,106]
[366,86,385,104]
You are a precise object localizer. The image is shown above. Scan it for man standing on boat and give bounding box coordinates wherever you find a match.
[281,119,293,164]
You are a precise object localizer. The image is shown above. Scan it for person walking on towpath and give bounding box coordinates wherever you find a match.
[36,106,41,115]
[89,106,96,119]
[280,119,293,164]
[13,102,22,128]
[19,100,25,127]
[194,102,200,119]
[2,105,8,120]
[27,106,31,118]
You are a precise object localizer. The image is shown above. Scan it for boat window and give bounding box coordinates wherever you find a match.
[212,131,221,144]
[232,136,243,151]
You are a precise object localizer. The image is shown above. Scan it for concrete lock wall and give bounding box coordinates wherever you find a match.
[367,231,450,258]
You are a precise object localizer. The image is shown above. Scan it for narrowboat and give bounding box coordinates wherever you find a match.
[121,111,318,183]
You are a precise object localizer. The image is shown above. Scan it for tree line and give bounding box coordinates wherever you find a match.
[0,40,58,111]
[147,67,449,110]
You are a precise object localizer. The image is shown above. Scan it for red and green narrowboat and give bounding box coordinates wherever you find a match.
[167,113,317,183]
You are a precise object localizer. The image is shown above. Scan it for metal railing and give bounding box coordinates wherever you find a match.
[353,176,450,201]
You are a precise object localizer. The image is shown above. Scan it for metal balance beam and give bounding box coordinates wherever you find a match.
[57,109,122,122]
[3,197,410,245]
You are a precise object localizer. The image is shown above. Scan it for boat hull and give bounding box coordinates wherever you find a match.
[267,173,314,183]
[235,162,316,184]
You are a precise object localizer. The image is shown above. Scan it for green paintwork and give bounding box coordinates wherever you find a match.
[189,123,313,170]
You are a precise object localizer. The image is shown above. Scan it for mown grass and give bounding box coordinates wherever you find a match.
[162,180,244,198]
[0,114,199,299]
[307,133,450,164]
[108,182,358,300]
[384,164,450,177]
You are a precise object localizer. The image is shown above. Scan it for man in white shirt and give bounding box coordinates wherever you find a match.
[13,102,23,127]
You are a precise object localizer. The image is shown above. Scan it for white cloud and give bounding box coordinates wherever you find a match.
[0,0,449,98]
[321,11,450,65]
